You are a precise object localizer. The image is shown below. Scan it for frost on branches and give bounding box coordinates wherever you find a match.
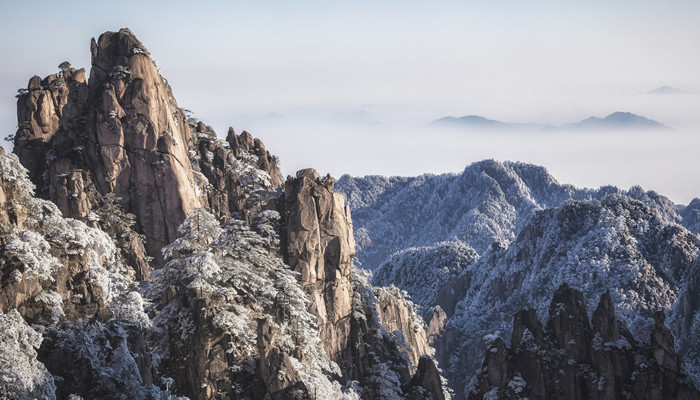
[150,208,359,399]
[445,195,700,395]
[1,152,166,399]
[1,153,134,306]
[336,159,696,272]
[373,241,478,314]
[0,310,56,400]
[344,165,700,397]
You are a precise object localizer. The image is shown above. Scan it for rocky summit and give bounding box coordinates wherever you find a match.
[1,29,444,400]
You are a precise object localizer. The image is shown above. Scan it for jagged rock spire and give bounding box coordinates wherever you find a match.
[468,283,700,400]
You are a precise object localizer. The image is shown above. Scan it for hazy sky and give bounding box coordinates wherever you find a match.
[1,1,699,203]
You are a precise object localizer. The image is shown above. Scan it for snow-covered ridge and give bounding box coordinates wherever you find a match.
[373,241,478,316]
[337,159,696,272]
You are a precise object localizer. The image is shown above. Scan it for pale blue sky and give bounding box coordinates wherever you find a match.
[1,1,699,202]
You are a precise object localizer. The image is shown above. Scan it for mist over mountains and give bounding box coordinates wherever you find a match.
[648,86,687,95]
[431,111,668,131]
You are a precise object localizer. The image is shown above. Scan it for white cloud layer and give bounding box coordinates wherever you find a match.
[1,0,698,202]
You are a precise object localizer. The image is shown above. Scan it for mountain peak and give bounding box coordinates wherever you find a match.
[429,115,542,131]
[432,115,503,126]
[648,85,685,94]
[573,111,668,130]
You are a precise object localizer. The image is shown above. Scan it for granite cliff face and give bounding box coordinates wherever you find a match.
[13,28,284,265]
[283,168,355,362]
[468,284,700,400]
[281,168,436,395]
[15,29,198,261]
[2,29,440,400]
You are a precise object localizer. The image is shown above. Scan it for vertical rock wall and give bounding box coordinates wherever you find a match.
[375,289,432,370]
[14,28,199,260]
[283,168,355,361]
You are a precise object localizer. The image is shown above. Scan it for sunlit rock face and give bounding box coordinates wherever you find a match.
[14,28,198,261]
[13,28,286,266]
[283,168,356,362]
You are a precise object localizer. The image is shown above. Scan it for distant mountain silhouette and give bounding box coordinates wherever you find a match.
[429,115,543,131]
[431,112,669,131]
[564,111,668,130]
[648,85,685,94]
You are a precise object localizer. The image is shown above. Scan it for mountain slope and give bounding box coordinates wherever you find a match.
[336,160,690,272]
[649,86,686,95]
[339,162,700,398]
[375,194,700,398]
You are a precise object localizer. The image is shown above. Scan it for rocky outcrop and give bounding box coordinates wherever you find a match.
[227,127,283,188]
[283,168,355,362]
[468,283,700,400]
[14,28,199,261]
[344,270,446,399]
[405,356,446,400]
[14,69,88,188]
[426,306,448,348]
[424,307,463,380]
[13,29,286,266]
[375,288,432,370]
[282,169,439,397]
[189,123,282,224]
